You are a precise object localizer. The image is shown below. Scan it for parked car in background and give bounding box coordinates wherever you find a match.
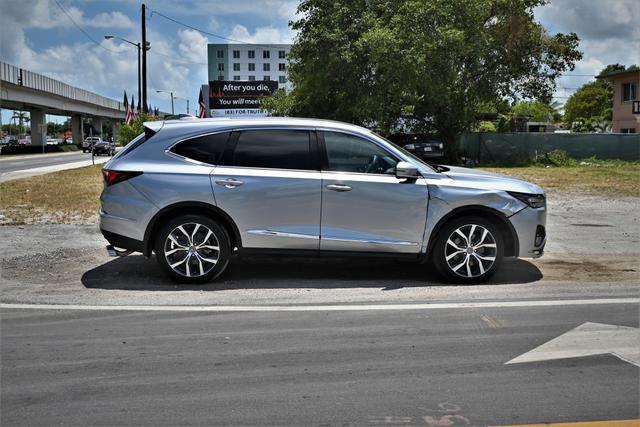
[83,137,102,153]
[100,117,547,284]
[92,140,116,156]
[388,133,444,162]
[46,137,59,145]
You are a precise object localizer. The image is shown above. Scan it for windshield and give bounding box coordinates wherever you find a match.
[372,132,438,172]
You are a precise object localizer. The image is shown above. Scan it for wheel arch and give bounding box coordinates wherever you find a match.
[426,205,519,258]
[143,202,241,257]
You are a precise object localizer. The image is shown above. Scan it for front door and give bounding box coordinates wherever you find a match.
[319,131,429,253]
[211,129,321,250]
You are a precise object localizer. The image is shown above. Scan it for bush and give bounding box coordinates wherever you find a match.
[534,149,577,167]
[476,121,497,132]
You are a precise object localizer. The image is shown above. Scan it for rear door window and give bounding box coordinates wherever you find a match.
[231,129,313,170]
[170,132,230,165]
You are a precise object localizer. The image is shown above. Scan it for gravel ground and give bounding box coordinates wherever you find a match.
[1,193,638,306]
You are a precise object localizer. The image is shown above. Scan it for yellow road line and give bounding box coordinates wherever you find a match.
[496,419,640,427]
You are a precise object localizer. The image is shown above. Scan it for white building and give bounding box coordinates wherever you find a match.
[207,43,292,91]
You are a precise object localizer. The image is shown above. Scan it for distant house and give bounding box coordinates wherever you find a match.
[599,69,639,133]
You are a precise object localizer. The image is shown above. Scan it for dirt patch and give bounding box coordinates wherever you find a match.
[532,255,640,283]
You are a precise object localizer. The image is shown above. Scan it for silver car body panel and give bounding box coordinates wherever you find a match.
[211,165,322,250]
[99,117,546,260]
[320,171,428,253]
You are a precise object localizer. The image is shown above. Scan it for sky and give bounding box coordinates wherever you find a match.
[1,0,638,125]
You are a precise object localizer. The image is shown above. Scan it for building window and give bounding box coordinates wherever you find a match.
[233,63,240,71]
[263,75,270,81]
[279,76,286,84]
[248,75,255,81]
[218,75,224,81]
[621,128,637,133]
[248,50,255,59]
[248,63,255,71]
[233,50,240,59]
[279,50,286,59]
[263,63,270,71]
[233,75,241,81]
[622,82,637,102]
[216,50,224,58]
[278,63,286,71]
[263,50,270,59]
[217,63,224,71]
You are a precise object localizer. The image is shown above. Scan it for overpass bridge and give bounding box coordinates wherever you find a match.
[0,62,126,145]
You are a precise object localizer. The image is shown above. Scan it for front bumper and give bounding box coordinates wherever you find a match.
[508,206,547,258]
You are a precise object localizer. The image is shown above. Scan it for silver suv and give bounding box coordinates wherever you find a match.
[100,118,546,283]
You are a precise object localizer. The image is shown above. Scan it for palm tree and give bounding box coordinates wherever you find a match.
[11,111,30,138]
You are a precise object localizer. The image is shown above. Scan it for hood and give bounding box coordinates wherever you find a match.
[436,165,544,194]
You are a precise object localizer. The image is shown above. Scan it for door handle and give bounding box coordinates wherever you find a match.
[215,178,244,189]
[326,184,352,192]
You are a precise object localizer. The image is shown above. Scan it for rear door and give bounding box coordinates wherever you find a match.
[211,128,321,250]
[319,130,429,254]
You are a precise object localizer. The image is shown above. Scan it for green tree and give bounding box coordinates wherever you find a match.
[563,64,636,131]
[265,0,582,157]
[511,101,554,122]
[118,114,159,146]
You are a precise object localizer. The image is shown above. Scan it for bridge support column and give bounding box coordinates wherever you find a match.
[91,118,103,138]
[112,122,120,144]
[29,109,46,146]
[72,115,84,146]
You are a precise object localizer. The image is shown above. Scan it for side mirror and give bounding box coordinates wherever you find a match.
[396,161,420,179]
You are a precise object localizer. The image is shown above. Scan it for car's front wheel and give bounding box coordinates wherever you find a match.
[154,214,231,283]
[432,216,503,283]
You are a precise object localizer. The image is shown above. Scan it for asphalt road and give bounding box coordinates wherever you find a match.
[2,301,638,426]
[0,151,103,174]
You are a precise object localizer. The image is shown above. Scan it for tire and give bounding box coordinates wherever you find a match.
[432,216,504,283]
[154,214,231,283]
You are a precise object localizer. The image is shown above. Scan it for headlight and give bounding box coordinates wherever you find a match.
[405,144,415,150]
[438,143,444,150]
[508,191,546,208]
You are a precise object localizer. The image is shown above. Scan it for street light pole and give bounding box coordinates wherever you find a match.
[141,3,148,113]
[104,35,142,111]
[156,90,175,115]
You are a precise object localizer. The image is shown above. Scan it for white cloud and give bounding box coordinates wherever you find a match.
[534,0,640,103]
[228,24,294,44]
[208,17,220,32]
[88,11,135,29]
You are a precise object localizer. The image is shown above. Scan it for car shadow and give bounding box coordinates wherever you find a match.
[81,254,543,291]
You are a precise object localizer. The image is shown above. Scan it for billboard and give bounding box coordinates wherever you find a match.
[209,80,278,117]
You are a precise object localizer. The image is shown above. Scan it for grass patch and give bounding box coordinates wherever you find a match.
[0,157,637,226]
[481,159,640,196]
[0,164,103,225]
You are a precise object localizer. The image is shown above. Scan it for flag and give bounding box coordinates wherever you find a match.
[131,95,136,121]
[123,91,130,124]
[154,107,159,117]
[198,89,206,118]
[137,97,141,116]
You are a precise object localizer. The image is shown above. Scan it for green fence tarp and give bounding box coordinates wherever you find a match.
[458,133,640,163]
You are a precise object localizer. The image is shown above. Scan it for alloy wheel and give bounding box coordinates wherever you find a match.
[163,222,220,278]
[444,224,497,278]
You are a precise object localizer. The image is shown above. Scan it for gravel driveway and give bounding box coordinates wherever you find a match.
[1,192,638,306]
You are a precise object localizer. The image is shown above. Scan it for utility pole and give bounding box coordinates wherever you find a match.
[187,99,190,115]
[141,3,148,113]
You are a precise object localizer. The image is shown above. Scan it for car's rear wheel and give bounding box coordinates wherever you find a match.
[432,216,503,283]
[154,214,231,283]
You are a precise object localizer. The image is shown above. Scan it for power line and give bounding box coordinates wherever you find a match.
[53,0,120,54]
[148,8,285,50]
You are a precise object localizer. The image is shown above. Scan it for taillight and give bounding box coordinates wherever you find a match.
[102,170,142,187]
